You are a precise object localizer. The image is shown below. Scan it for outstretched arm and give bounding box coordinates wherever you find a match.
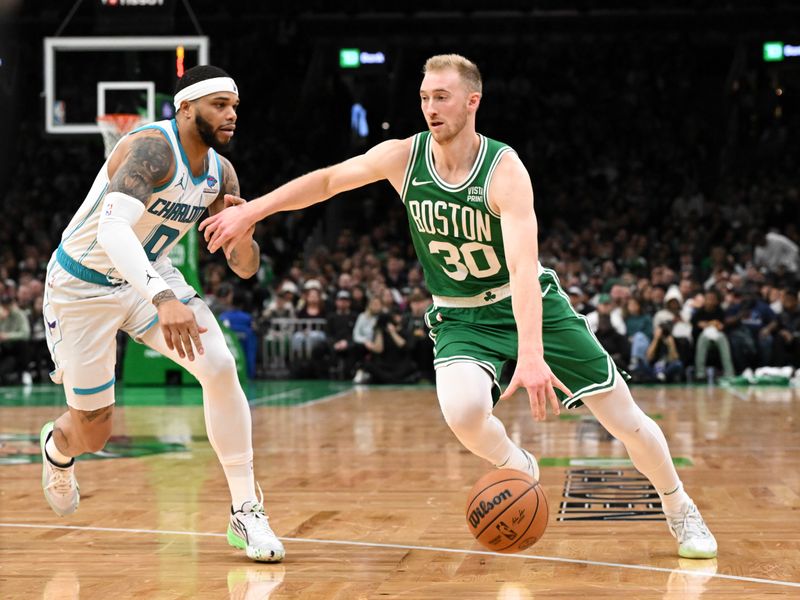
[199,138,411,256]
[493,152,571,420]
[207,156,260,278]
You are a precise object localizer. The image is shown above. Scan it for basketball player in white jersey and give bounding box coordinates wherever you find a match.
[39,65,284,562]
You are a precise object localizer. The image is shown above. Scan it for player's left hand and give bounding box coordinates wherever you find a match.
[499,354,571,421]
[199,194,255,257]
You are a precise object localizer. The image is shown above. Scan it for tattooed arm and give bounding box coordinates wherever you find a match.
[107,132,174,203]
[98,132,207,361]
[107,135,176,309]
[97,132,177,300]
[207,156,260,279]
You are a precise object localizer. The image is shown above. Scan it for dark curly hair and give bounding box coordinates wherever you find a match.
[174,65,231,95]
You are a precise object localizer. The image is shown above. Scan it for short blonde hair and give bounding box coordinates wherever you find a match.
[423,54,482,94]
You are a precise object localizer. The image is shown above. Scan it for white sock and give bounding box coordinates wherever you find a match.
[224,461,257,509]
[45,433,72,466]
[497,446,532,473]
[659,483,692,518]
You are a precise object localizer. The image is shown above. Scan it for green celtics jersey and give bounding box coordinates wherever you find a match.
[400,131,515,297]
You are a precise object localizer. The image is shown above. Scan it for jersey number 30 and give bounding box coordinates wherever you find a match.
[429,241,501,281]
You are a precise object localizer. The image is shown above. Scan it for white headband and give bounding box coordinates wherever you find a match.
[173,76,239,110]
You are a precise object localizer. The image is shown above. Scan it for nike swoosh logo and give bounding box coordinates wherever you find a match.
[411,178,433,186]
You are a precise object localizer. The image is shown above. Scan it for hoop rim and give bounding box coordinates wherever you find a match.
[96,113,145,157]
[96,112,144,132]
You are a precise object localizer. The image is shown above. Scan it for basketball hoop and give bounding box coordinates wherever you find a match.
[96,113,144,158]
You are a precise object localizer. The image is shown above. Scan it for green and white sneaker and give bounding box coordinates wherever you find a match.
[666,502,718,558]
[227,488,285,562]
[40,422,80,516]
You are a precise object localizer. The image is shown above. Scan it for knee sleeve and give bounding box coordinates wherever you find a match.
[583,379,679,492]
[191,341,238,385]
[436,362,518,466]
[437,362,493,432]
[586,388,645,441]
[142,300,252,467]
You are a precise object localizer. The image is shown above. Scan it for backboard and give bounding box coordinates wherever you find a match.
[44,36,209,134]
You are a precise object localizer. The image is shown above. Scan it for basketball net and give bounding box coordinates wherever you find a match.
[96,113,144,158]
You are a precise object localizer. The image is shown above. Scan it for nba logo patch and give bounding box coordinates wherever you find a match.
[206,176,217,188]
[104,203,113,216]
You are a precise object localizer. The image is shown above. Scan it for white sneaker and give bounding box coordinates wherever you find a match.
[227,487,285,562]
[666,502,717,558]
[40,422,80,516]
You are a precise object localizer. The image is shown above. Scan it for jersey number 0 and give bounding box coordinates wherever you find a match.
[143,224,180,261]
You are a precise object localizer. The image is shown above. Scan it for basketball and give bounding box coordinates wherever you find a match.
[465,469,548,553]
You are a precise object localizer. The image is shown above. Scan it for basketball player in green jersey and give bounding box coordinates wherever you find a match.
[201,55,717,559]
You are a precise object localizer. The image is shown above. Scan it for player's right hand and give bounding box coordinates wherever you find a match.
[199,196,255,257]
[500,354,571,421]
[156,300,207,361]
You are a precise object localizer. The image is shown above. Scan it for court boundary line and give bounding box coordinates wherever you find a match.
[295,388,354,407]
[1,522,798,589]
[249,387,354,408]
[248,388,305,406]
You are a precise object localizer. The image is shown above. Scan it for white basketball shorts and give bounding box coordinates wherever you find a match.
[43,250,197,411]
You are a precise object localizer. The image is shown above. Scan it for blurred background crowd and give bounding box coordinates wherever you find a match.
[1,1,798,385]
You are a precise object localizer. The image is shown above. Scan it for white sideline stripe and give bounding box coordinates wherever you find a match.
[249,388,354,407]
[1,522,798,589]
[295,388,354,407]
[249,389,304,405]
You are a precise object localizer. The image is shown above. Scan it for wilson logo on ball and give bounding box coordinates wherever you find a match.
[468,489,513,528]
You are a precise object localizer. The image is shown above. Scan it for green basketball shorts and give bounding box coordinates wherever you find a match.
[426,268,624,409]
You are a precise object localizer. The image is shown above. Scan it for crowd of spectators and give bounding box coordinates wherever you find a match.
[1,31,798,385]
[196,220,800,385]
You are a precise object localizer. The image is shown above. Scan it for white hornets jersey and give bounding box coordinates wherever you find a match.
[56,119,222,286]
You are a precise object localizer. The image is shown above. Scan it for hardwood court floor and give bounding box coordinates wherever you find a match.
[0,382,798,599]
